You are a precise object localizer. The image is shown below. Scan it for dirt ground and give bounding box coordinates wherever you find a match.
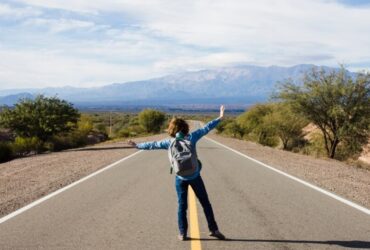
[1,130,369,218]
[0,134,167,217]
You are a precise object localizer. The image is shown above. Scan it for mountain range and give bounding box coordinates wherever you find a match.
[0,64,343,108]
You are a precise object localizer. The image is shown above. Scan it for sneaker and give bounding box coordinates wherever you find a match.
[178,234,188,241]
[209,230,226,240]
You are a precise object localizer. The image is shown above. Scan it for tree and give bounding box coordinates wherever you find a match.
[276,66,370,158]
[0,95,80,141]
[237,103,278,146]
[138,109,166,133]
[267,103,308,150]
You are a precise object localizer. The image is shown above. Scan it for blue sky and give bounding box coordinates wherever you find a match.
[0,0,370,89]
[338,0,370,6]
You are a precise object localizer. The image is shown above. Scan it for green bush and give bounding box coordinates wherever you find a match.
[138,109,165,133]
[129,116,140,126]
[12,136,43,156]
[50,131,88,151]
[49,135,71,151]
[224,120,244,138]
[94,123,107,134]
[236,103,279,146]
[216,119,233,134]
[78,114,93,135]
[301,132,326,157]
[117,128,130,138]
[266,103,308,150]
[258,133,279,147]
[0,142,13,163]
[131,125,145,135]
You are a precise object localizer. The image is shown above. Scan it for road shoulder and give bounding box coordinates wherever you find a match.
[0,134,167,217]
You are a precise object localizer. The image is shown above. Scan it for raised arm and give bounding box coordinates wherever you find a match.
[190,105,225,141]
[132,139,171,150]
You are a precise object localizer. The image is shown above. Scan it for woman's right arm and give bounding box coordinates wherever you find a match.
[189,105,225,141]
[128,139,171,150]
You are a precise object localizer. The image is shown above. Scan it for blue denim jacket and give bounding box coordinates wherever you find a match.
[136,118,221,180]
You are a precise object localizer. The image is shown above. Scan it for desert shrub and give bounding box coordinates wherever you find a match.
[127,125,146,137]
[161,115,171,131]
[237,104,274,135]
[223,120,244,138]
[94,123,107,134]
[117,128,130,138]
[12,136,43,156]
[237,103,279,146]
[216,119,234,134]
[49,135,72,151]
[0,142,13,163]
[49,130,88,151]
[129,116,140,126]
[138,109,166,133]
[301,132,327,157]
[78,114,93,135]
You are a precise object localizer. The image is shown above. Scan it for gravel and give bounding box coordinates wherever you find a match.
[0,134,167,217]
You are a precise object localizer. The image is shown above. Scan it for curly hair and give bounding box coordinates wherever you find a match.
[167,117,189,137]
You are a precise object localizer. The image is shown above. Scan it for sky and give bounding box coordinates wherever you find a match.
[0,0,370,90]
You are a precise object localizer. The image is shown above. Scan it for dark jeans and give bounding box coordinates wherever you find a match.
[175,175,218,235]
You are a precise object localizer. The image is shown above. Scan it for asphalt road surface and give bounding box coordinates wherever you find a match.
[1,136,370,249]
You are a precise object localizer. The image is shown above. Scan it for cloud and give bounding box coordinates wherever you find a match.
[1,0,370,89]
[0,48,162,89]
[0,3,41,19]
[22,18,96,33]
[154,53,253,72]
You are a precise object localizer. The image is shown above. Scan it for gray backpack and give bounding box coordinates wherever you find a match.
[168,138,198,176]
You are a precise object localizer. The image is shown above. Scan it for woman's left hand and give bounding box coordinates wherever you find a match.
[127,140,137,148]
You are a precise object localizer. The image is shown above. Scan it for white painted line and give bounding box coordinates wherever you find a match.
[0,150,143,224]
[205,136,370,216]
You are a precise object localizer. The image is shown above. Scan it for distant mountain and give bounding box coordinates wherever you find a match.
[0,64,349,107]
[0,93,33,106]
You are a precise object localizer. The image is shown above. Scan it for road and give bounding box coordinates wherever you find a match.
[0,135,370,249]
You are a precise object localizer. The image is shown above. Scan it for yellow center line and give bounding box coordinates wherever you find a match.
[189,186,202,250]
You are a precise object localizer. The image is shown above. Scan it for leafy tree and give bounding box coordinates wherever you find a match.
[138,109,166,133]
[276,66,370,158]
[237,103,278,146]
[0,95,80,141]
[267,103,308,150]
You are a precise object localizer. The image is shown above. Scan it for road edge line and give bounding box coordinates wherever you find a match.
[205,136,370,216]
[0,150,143,224]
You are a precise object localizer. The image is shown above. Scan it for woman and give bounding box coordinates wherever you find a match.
[128,105,226,241]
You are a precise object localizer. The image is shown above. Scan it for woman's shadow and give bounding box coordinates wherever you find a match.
[188,238,370,249]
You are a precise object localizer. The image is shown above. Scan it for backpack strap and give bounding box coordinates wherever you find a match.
[168,138,176,174]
